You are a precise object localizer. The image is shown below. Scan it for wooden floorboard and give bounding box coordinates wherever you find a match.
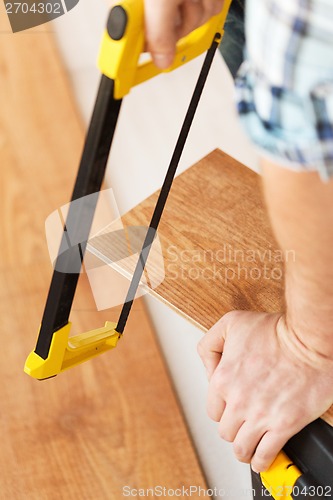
[0,8,207,499]
[91,149,333,428]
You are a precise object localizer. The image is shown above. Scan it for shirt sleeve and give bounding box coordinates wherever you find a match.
[234,0,333,181]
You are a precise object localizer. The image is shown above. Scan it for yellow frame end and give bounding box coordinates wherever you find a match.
[24,322,120,380]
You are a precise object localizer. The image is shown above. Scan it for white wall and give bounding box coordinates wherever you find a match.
[53,1,258,497]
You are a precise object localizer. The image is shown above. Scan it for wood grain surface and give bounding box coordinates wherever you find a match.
[0,8,207,499]
[90,149,333,427]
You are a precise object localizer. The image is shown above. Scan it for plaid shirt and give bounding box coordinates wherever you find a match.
[235,0,333,180]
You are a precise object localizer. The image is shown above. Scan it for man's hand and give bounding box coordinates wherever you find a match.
[144,0,224,69]
[198,310,333,472]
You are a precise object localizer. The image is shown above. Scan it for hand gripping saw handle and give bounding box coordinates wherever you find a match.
[24,0,232,381]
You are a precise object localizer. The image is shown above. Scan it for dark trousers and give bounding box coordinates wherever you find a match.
[219,0,245,79]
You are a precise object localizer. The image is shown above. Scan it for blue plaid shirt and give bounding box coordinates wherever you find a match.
[235,0,333,180]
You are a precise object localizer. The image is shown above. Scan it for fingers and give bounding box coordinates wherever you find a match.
[144,0,180,69]
[251,431,289,473]
[218,403,245,442]
[207,385,288,473]
[144,0,224,69]
[219,414,289,473]
[232,421,267,464]
[197,316,227,379]
[206,375,226,421]
[202,0,225,20]
[176,1,205,40]
[232,422,288,472]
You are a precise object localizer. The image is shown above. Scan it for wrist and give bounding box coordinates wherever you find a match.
[284,268,333,360]
[277,314,333,370]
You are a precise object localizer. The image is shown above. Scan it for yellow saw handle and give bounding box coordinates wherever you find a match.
[260,451,302,499]
[98,0,232,99]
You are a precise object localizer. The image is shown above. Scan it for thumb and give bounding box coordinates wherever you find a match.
[144,0,180,69]
[197,317,227,380]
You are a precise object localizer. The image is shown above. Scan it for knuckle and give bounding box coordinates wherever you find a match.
[253,410,267,423]
[274,415,298,434]
[218,423,234,442]
[211,373,227,394]
[252,434,284,472]
[251,459,269,473]
[229,399,244,414]
[215,362,233,384]
[254,448,271,464]
[214,0,225,13]
[207,406,221,422]
[199,8,212,24]
[191,6,204,25]
[223,310,240,323]
[203,2,215,17]
[233,443,252,463]
[218,428,234,442]
[146,33,174,54]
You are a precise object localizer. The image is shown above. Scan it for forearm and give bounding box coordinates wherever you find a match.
[261,158,333,359]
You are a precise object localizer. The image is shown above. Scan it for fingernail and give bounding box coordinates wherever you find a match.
[153,53,173,69]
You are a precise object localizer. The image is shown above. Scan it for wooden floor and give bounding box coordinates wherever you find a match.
[0,8,207,500]
[91,149,333,428]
